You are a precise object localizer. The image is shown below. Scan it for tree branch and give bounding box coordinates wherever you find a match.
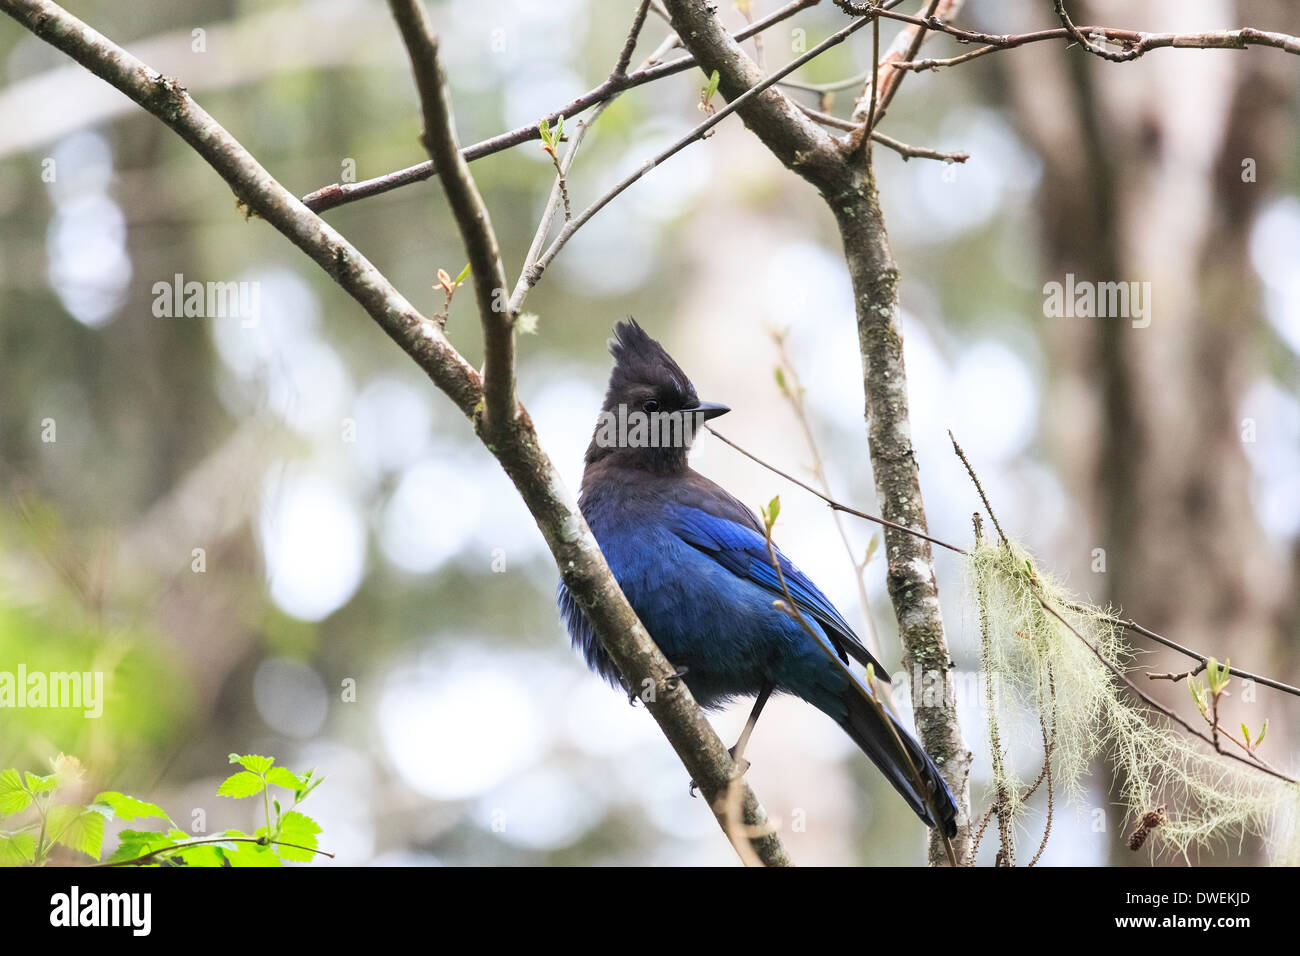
[387,0,515,433]
[300,0,821,213]
[881,11,1300,74]
[0,0,790,868]
[514,12,875,300]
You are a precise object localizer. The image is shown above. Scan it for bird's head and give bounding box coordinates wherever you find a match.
[585,318,729,472]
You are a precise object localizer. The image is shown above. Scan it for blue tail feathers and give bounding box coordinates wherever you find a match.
[839,681,959,837]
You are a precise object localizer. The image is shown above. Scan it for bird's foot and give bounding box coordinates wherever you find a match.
[688,744,752,798]
[630,664,689,706]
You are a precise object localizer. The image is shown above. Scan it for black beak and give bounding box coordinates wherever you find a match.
[689,400,730,421]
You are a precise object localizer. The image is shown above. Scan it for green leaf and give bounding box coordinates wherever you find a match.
[24,772,58,794]
[703,69,720,101]
[1241,723,1251,747]
[217,771,267,798]
[1205,657,1232,695]
[169,844,224,867]
[265,767,301,791]
[1187,676,1208,717]
[454,262,472,285]
[0,770,32,817]
[94,791,171,824]
[104,829,176,865]
[229,754,274,774]
[762,495,781,532]
[275,811,322,863]
[47,804,106,860]
[0,831,36,866]
[1256,719,1268,747]
[221,839,282,867]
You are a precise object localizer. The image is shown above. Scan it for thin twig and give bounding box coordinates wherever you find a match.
[777,68,871,94]
[974,514,1014,865]
[870,128,968,163]
[793,102,970,161]
[706,425,969,554]
[509,4,692,314]
[613,0,653,77]
[1075,607,1300,699]
[300,0,821,212]
[949,430,1007,544]
[517,14,877,294]
[1025,668,1057,867]
[98,835,335,867]
[874,9,1300,73]
[1038,601,1298,785]
[771,329,883,662]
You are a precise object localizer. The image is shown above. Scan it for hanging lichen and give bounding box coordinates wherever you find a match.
[966,538,1300,864]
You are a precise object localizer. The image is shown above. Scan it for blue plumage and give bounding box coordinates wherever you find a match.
[558,319,958,837]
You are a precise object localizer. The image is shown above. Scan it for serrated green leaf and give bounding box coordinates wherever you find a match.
[217,771,267,798]
[24,772,58,794]
[231,754,274,774]
[170,844,224,867]
[94,791,171,824]
[221,840,282,867]
[265,767,301,791]
[47,804,106,860]
[275,811,322,863]
[0,770,32,817]
[0,831,36,866]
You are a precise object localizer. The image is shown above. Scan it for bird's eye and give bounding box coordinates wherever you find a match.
[644,399,660,413]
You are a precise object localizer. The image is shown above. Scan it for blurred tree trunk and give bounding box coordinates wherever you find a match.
[995,0,1295,862]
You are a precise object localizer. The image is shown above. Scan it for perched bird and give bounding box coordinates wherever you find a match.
[558,319,959,837]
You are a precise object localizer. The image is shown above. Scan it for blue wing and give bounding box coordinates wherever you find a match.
[663,502,888,680]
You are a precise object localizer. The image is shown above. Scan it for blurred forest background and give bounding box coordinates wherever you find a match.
[1,0,1297,865]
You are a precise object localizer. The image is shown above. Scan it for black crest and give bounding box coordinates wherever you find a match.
[603,318,697,411]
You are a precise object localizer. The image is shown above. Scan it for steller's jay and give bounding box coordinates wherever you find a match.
[558,319,959,837]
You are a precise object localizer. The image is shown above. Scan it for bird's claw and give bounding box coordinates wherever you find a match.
[627,664,690,706]
[688,745,751,797]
